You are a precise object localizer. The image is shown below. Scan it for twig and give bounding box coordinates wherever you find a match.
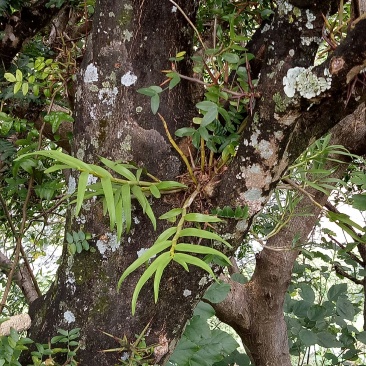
[282,178,324,210]
[158,113,198,185]
[167,0,206,51]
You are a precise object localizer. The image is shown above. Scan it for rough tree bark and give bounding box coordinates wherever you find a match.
[212,103,366,365]
[10,0,366,365]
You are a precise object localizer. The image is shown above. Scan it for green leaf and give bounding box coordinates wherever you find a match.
[151,93,160,114]
[154,252,172,302]
[299,329,317,346]
[122,184,131,233]
[179,228,232,248]
[356,331,366,344]
[298,283,315,304]
[196,101,217,112]
[100,157,136,181]
[173,253,217,280]
[69,243,76,254]
[317,331,342,348]
[222,53,240,64]
[22,82,29,96]
[203,282,231,303]
[184,213,222,223]
[44,164,70,173]
[336,296,355,320]
[4,72,16,82]
[201,106,218,127]
[327,211,365,232]
[327,282,346,301]
[115,191,124,241]
[131,185,156,230]
[174,243,231,266]
[66,232,74,244]
[175,127,196,137]
[154,227,178,246]
[137,87,157,96]
[16,69,23,82]
[16,150,90,171]
[131,252,171,315]
[352,194,366,211]
[155,181,187,190]
[173,253,190,271]
[75,171,89,216]
[101,177,115,230]
[193,301,216,318]
[307,304,327,321]
[14,81,22,94]
[117,240,172,290]
[159,208,183,220]
[149,184,161,198]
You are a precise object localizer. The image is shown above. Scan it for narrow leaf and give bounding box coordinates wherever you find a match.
[173,254,189,271]
[122,184,132,233]
[179,228,232,248]
[154,252,172,302]
[115,190,124,241]
[117,240,172,290]
[159,208,183,220]
[44,164,70,173]
[184,213,222,223]
[101,177,115,230]
[132,185,156,230]
[131,254,169,315]
[75,171,89,216]
[173,253,217,279]
[155,227,178,245]
[100,157,136,181]
[149,184,161,198]
[174,243,231,266]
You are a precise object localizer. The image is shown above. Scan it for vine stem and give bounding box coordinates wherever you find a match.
[158,113,198,185]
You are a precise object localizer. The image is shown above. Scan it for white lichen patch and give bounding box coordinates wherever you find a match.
[76,147,85,161]
[235,220,248,233]
[122,29,133,42]
[96,232,120,256]
[64,310,75,324]
[121,71,137,86]
[261,23,271,33]
[305,9,316,29]
[183,289,192,297]
[199,276,208,287]
[87,174,98,186]
[76,214,86,224]
[67,176,76,195]
[257,140,274,160]
[84,63,99,83]
[171,5,177,12]
[98,87,118,106]
[277,0,293,16]
[301,36,322,46]
[283,66,331,99]
[108,12,115,17]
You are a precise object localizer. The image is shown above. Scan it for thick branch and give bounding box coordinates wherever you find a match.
[213,103,366,365]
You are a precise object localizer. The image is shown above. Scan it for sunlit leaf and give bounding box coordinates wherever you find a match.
[117,240,172,290]
[100,157,136,181]
[178,228,232,248]
[184,213,221,223]
[131,252,171,315]
[122,184,131,233]
[154,252,172,302]
[174,243,231,266]
[101,177,115,230]
[75,171,89,216]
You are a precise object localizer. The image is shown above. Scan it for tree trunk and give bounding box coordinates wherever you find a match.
[213,104,366,365]
[20,1,366,365]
